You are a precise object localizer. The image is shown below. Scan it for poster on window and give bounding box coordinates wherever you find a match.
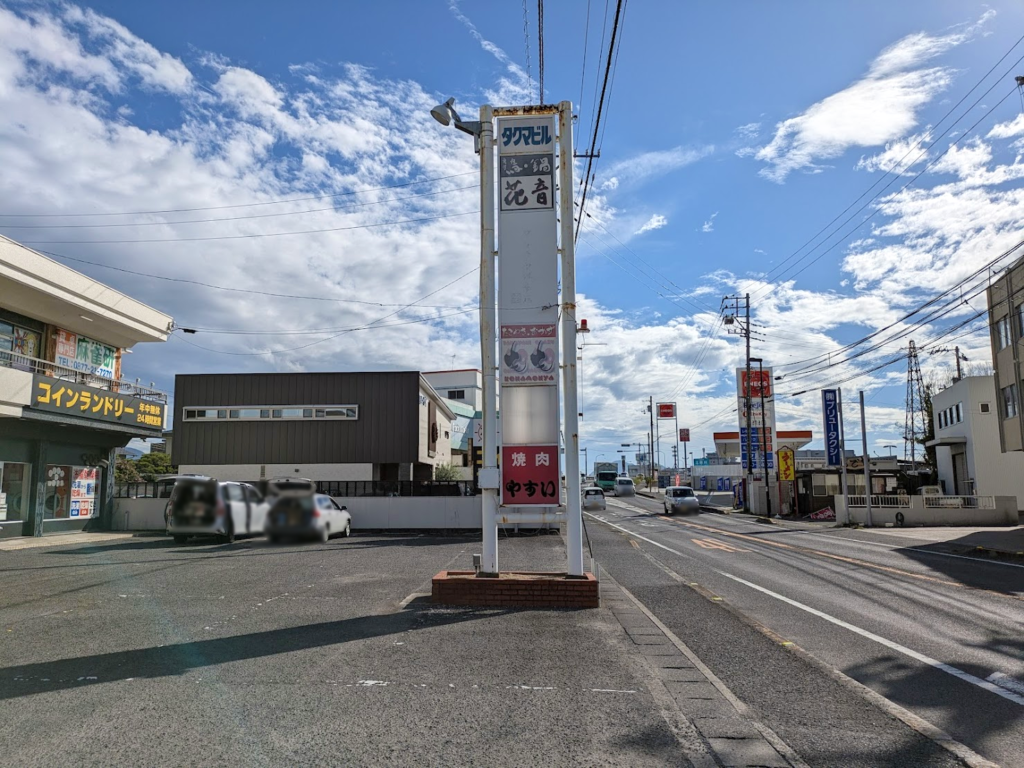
[500,324,557,385]
[55,328,116,379]
[501,445,559,506]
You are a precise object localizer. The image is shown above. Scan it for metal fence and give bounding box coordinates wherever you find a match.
[316,481,476,497]
[116,479,477,499]
[115,481,177,499]
[846,495,911,508]
[922,495,995,509]
[1,351,168,402]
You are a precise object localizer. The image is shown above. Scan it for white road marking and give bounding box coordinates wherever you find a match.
[586,512,1024,708]
[987,672,1024,696]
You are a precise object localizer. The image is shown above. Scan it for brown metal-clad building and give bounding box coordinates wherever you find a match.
[172,371,454,482]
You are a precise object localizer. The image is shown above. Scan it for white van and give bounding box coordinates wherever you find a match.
[165,476,270,544]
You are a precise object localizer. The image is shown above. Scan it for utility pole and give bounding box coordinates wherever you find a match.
[722,294,752,511]
[860,390,873,528]
[648,397,655,490]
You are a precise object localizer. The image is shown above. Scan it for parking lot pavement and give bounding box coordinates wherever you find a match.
[0,530,801,767]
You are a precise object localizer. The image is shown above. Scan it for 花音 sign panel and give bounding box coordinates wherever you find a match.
[821,389,842,466]
[501,324,557,385]
[30,375,165,429]
[657,402,675,419]
[501,445,559,506]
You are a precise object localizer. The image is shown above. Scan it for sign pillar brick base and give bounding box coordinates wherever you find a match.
[431,571,599,608]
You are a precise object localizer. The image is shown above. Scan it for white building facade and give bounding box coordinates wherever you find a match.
[927,375,1024,509]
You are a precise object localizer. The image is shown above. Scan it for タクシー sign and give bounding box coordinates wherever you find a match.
[501,445,559,506]
[30,375,165,430]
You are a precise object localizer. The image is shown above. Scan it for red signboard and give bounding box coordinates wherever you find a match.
[741,370,772,398]
[679,429,690,442]
[501,445,560,506]
[657,402,675,418]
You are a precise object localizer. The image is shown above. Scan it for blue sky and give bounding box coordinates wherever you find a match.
[2,0,1024,465]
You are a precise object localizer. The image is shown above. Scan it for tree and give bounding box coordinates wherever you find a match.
[433,461,462,481]
[115,456,141,483]
[135,451,175,481]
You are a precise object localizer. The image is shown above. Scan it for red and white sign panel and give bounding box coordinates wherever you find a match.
[740,369,772,398]
[501,445,559,506]
[679,428,690,442]
[500,324,557,385]
[657,402,675,419]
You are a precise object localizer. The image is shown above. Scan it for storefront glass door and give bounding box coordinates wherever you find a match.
[0,461,31,522]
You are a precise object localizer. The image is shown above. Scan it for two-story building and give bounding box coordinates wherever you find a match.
[987,254,1024,452]
[0,235,172,537]
[926,375,1024,508]
[171,371,455,483]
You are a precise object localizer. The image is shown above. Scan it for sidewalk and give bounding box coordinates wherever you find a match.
[0,531,141,551]
[855,524,1024,558]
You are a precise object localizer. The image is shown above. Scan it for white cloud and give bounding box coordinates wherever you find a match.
[987,114,1024,140]
[635,214,668,235]
[599,145,714,188]
[754,14,992,182]
[855,131,931,173]
[701,212,718,233]
[447,0,531,104]
[735,122,761,141]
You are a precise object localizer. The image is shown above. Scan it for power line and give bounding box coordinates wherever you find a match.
[574,0,625,244]
[522,0,533,93]
[172,265,480,356]
[537,0,545,103]
[0,185,477,230]
[183,307,478,336]
[39,249,469,308]
[0,172,477,218]
[576,0,593,126]
[16,210,479,244]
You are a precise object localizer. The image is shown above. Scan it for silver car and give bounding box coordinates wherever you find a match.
[664,486,700,515]
[582,487,607,511]
[614,477,635,497]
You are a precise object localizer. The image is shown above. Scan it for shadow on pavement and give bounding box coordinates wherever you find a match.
[1,603,505,701]
[842,646,1023,767]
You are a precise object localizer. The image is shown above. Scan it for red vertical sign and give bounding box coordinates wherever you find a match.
[501,445,560,505]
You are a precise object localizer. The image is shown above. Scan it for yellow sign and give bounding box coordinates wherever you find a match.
[778,447,796,482]
[30,375,165,430]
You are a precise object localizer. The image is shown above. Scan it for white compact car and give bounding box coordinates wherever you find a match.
[265,492,351,543]
[582,486,607,511]
[664,486,700,515]
[614,477,635,497]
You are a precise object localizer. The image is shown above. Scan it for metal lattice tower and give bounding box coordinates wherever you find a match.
[903,340,928,469]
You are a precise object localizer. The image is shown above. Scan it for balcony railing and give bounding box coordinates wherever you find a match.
[0,351,167,402]
[846,495,911,508]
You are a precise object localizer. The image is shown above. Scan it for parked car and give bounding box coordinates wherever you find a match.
[582,486,606,511]
[614,477,635,497]
[165,476,270,544]
[664,486,700,515]
[265,492,351,543]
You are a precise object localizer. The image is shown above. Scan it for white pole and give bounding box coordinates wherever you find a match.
[859,390,873,528]
[479,105,499,574]
[559,100,585,577]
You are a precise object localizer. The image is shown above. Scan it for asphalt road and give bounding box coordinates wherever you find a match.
[586,495,1024,767]
[0,532,691,768]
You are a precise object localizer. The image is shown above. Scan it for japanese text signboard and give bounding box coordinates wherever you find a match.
[497,112,561,507]
[29,375,165,430]
[55,328,116,379]
[821,389,842,466]
[778,447,796,481]
[679,428,690,442]
[736,366,776,450]
[501,445,559,506]
[657,402,675,419]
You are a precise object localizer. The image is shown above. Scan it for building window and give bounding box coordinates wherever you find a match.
[955,402,963,423]
[996,315,1012,349]
[1019,303,1024,339]
[447,389,465,400]
[183,405,358,422]
[1002,383,1018,419]
[980,402,991,414]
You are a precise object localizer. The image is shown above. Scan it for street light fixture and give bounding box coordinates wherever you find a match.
[430,97,482,137]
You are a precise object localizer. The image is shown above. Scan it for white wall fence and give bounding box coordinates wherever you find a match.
[112,495,522,531]
[838,494,1017,526]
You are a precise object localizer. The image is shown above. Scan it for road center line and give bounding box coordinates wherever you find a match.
[586,512,1024,708]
